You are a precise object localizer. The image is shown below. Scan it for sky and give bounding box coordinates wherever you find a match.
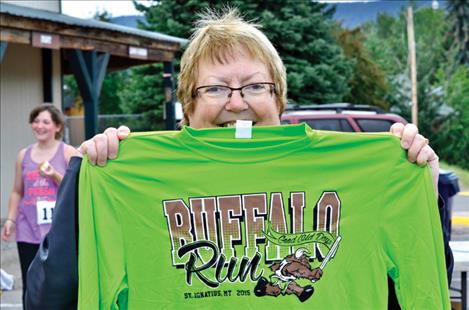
[61,0,394,18]
[61,0,148,18]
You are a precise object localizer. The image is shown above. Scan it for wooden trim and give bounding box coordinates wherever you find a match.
[0,28,30,44]
[1,14,182,52]
[1,27,175,62]
[60,36,174,62]
[104,56,155,72]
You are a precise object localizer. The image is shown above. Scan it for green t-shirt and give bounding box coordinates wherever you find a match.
[78,124,449,310]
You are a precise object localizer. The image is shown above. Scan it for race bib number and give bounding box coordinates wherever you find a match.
[36,200,55,225]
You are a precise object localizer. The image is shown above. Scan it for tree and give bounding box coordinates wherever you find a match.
[446,0,469,65]
[363,6,468,168]
[364,7,448,118]
[99,71,124,115]
[93,10,113,22]
[130,0,352,108]
[243,1,353,104]
[118,65,165,130]
[433,66,469,169]
[335,28,389,109]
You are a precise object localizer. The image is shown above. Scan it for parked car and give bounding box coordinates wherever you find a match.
[281,103,407,132]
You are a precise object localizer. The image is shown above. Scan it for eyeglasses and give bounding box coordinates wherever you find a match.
[195,82,276,102]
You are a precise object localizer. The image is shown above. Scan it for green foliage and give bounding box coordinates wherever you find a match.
[121,1,210,129]
[363,7,468,169]
[335,28,389,109]
[133,0,204,36]
[446,0,469,65]
[99,71,124,115]
[118,64,165,131]
[364,8,448,117]
[433,66,469,169]
[131,0,352,107]
[93,10,113,22]
[243,2,353,104]
[63,75,79,102]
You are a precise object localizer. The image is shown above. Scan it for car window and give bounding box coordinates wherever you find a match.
[300,119,354,132]
[356,119,394,132]
[339,120,354,132]
[281,120,291,124]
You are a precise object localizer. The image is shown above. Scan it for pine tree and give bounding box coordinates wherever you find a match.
[126,0,352,114]
[336,28,389,109]
[446,0,469,65]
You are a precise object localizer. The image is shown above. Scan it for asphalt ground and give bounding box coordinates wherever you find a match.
[1,193,468,309]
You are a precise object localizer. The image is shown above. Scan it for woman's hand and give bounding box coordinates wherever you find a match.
[38,161,64,184]
[78,125,130,166]
[39,161,55,178]
[390,123,439,196]
[1,219,16,241]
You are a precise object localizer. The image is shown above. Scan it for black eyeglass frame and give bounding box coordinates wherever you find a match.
[194,82,276,98]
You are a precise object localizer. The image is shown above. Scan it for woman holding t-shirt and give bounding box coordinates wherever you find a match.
[1,104,78,308]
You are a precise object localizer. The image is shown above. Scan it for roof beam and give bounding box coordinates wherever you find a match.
[1,27,175,62]
[1,14,181,52]
[0,28,30,44]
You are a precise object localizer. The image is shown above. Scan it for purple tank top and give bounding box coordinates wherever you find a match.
[16,142,67,244]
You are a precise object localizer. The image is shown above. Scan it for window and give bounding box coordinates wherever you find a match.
[281,120,291,124]
[301,119,354,132]
[356,119,394,132]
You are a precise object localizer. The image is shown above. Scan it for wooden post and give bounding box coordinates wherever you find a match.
[68,50,110,139]
[0,41,7,62]
[407,7,418,125]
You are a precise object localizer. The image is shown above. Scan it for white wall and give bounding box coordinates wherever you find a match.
[0,43,62,218]
[2,0,60,12]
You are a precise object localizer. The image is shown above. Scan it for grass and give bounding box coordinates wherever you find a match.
[440,161,469,190]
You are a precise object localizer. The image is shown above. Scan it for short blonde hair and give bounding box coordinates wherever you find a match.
[177,8,287,126]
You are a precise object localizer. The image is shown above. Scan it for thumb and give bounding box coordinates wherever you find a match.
[77,142,86,155]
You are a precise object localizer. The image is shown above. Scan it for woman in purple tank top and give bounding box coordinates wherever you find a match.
[1,104,79,307]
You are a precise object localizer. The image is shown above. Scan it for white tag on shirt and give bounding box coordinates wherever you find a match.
[235,120,253,139]
[36,200,55,225]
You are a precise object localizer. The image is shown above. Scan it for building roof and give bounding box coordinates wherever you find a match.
[0,2,187,45]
